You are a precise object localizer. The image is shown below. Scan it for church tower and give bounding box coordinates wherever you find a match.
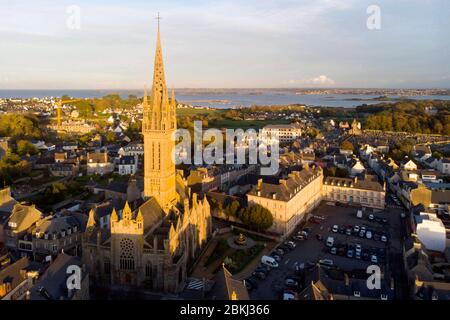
[143,21,177,208]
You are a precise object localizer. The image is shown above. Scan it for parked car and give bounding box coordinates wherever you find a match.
[355,251,361,259]
[382,218,388,224]
[362,252,370,261]
[275,248,285,256]
[285,241,296,249]
[339,226,346,234]
[338,247,346,256]
[346,228,352,236]
[252,271,266,280]
[261,255,279,268]
[326,237,334,247]
[359,230,366,238]
[285,277,300,288]
[319,259,334,267]
[293,235,305,241]
[381,235,388,243]
[354,225,360,233]
[332,225,339,233]
[330,247,337,255]
[355,244,362,254]
[369,214,374,221]
[244,277,258,290]
[316,234,323,241]
[371,255,378,264]
[366,231,373,239]
[347,249,354,258]
[283,290,298,300]
[303,227,312,234]
[373,233,381,241]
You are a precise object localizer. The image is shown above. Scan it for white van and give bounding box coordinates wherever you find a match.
[356,210,363,219]
[261,255,279,268]
[326,236,334,247]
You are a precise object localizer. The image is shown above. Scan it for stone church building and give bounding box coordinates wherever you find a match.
[82,23,212,293]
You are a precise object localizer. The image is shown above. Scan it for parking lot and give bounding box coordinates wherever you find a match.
[248,201,406,300]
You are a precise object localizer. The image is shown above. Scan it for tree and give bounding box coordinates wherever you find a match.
[238,204,273,231]
[16,140,38,156]
[432,151,443,159]
[340,140,354,151]
[106,131,116,143]
[224,200,240,220]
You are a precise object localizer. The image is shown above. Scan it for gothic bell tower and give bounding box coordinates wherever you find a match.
[142,20,177,208]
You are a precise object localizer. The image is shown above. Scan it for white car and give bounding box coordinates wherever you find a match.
[332,225,339,233]
[381,235,388,242]
[371,255,378,263]
[366,231,373,239]
[319,259,334,267]
[355,244,362,254]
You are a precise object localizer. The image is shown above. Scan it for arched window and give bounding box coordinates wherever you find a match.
[119,238,135,271]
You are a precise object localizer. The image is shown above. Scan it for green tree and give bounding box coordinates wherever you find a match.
[16,140,38,156]
[224,200,240,219]
[238,204,273,231]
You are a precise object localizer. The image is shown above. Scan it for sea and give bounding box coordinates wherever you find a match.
[1,89,450,109]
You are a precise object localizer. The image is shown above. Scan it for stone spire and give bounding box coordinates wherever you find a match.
[147,21,170,131]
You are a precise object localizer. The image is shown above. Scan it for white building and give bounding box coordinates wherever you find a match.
[415,213,446,252]
[118,155,138,175]
[261,123,302,144]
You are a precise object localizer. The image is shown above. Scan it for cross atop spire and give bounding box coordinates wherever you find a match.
[156,12,162,30]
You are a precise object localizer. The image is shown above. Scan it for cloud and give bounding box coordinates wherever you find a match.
[288,75,336,86]
[309,75,336,85]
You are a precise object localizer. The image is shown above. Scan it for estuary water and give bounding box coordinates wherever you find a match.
[1,89,450,108]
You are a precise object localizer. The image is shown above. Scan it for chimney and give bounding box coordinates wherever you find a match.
[257,179,263,190]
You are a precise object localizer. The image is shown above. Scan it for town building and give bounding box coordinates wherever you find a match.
[118,155,138,175]
[247,165,323,235]
[322,175,386,209]
[0,257,39,300]
[29,253,89,300]
[87,152,114,176]
[261,123,302,144]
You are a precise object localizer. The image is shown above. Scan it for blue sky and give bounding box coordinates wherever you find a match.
[0,0,449,89]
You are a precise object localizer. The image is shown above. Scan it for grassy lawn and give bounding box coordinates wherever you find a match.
[205,239,230,267]
[225,244,265,274]
[177,108,223,117]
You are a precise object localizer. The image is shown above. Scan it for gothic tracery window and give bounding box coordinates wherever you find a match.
[119,238,135,271]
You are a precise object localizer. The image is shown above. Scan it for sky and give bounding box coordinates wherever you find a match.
[0,0,449,89]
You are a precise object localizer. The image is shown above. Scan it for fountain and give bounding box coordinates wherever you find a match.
[234,233,247,246]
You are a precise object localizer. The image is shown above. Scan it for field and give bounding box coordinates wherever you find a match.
[208,119,291,129]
